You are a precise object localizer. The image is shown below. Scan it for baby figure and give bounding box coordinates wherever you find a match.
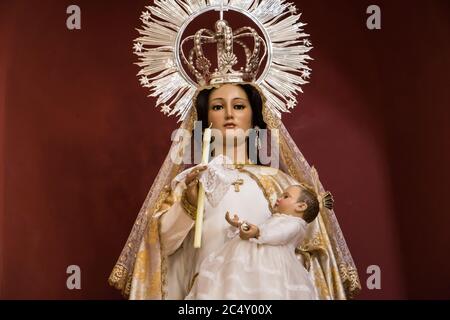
[186,184,332,300]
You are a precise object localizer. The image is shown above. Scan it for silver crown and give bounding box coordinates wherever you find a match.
[181,19,266,86]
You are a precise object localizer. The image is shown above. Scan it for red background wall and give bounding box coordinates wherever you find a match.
[0,0,449,299]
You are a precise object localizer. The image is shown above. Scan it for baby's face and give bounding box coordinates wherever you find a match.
[274,186,302,215]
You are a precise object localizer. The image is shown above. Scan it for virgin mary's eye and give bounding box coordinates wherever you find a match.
[211,105,223,111]
[234,104,245,110]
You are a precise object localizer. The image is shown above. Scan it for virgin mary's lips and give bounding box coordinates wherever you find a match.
[224,123,236,129]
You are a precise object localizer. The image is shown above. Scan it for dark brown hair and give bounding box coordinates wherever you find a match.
[296,185,320,224]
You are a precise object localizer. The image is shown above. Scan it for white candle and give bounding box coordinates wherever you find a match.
[201,125,212,165]
[194,124,212,248]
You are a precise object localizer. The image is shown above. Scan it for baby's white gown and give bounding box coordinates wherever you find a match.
[186,214,318,300]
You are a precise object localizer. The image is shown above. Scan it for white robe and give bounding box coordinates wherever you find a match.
[123,157,356,300]
[159,166,273,299]
[186,214,318,300]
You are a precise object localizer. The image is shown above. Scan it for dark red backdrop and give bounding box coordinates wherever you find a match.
[1,0,449,299]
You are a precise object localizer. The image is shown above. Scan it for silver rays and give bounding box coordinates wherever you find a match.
[133,0,313,121]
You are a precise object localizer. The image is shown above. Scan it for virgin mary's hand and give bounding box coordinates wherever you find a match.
[185,166,207,206]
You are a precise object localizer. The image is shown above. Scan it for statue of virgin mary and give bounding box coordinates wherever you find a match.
[109,0,361,300]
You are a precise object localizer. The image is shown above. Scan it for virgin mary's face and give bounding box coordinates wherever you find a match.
[207,84,253,140]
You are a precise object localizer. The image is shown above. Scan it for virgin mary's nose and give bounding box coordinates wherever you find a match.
[224,104,234,120]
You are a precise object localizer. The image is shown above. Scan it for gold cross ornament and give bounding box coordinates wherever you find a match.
[232,179,244,192]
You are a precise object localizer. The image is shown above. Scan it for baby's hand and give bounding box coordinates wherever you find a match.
[239,224,260,240]
[225,211,240,228]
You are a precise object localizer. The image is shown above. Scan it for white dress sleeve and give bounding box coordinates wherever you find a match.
[250,216,305,246]
[157,201,195,256]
